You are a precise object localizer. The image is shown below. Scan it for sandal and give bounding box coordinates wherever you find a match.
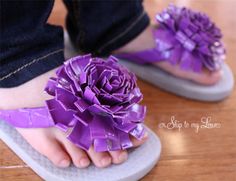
[115,5,234,101]
[0,54,161,181]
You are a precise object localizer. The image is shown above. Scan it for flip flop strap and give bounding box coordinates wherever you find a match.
[0,104,144,152]
[0,107,54,128]
[115,48,164,64]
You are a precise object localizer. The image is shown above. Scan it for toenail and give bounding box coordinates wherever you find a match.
[80,158,90,167]
[58,159,70,167]
[143,131,148,138]
[101,157,111,166]
[118,152,128,162]
[219,70,224,76]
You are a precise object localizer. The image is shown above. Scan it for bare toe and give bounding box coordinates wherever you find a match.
[155,61,222,85]
[64,143,90,168]
[87,146,112,168]
[56,131,90,168]
[17,128,71,168]
[42,138,71,168]
[109,150,128,164]
[131,131,148,147]
[190,68,222,85]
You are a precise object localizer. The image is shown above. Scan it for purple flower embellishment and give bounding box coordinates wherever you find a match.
[155,4,226,72]
[45,54,146,152]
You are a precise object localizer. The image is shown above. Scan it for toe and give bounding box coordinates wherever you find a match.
[109,150,128,164]
[40,138,71,168]
[131,131,148,147]
[17,128,71,168]
[60,138,90,168]
[54,128,90,168]
[155,61,222,85]
[108,131,148,165]
[190,69,222,85]
[87,146,112,168]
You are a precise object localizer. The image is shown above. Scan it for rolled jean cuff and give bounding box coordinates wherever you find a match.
[96,11,150,56]
[0,48,64,88]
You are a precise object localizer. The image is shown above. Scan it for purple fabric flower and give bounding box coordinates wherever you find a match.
[155,4,225,72]
[45,54,146,152]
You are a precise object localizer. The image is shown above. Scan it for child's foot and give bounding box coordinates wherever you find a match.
[0,69,148,168]
[114,26,222,85]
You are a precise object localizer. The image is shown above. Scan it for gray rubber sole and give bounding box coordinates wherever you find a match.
[0,120,161,181]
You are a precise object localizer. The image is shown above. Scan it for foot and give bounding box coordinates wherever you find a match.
[0,69,148,168]
[114,25,222,85]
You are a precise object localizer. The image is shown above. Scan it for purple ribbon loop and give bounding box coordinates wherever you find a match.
[46,54,146,151]
[154,4,226,72]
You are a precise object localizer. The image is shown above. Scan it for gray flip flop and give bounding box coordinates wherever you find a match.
[0,119,161,181]
[64,31,234,102]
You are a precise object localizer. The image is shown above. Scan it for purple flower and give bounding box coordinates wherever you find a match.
[44,54,146,152]
[155,4,225,71]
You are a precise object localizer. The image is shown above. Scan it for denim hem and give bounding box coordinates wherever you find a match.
[0,48,64,88]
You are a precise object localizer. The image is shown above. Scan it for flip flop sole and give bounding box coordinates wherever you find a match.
[0,120,161,181]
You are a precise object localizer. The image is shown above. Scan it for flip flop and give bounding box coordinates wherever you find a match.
[0,121,160,181]
[115,5,234,102]
[0,55,161,181]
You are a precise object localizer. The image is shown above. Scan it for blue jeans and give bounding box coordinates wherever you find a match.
[0,0,150,88]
